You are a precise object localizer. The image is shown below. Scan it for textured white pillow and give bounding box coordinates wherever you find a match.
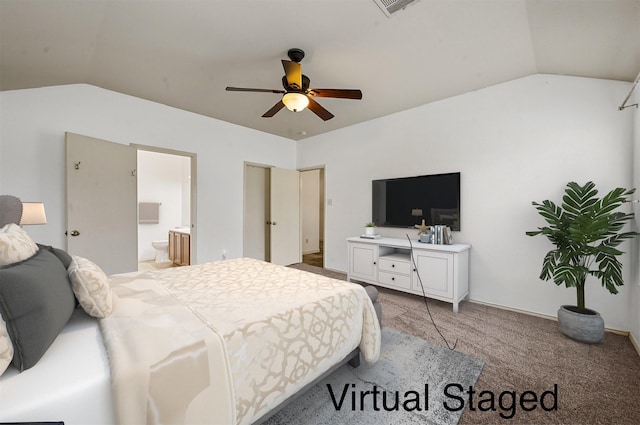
[0,316,13,375]
[68,256,114,318]
[0,223,38,266]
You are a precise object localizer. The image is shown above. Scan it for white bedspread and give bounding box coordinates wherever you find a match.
[100,258,381,425]
[0,308,114,425]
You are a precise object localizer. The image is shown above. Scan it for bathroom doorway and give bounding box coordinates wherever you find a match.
[135,146,196,271]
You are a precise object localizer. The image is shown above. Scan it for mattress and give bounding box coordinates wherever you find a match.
[0,308,114,424]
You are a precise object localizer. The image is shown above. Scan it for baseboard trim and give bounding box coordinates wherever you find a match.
[467,299,630,336]
[323,266,345,275]
[329,266,637,349]
[630,332,640,356]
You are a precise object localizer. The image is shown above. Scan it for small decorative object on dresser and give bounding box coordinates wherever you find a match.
[526,181,639,343]
[364,222,376,236]
[414,219,430,234]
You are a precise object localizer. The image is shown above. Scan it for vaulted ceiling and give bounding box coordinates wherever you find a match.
[1,0,639,140]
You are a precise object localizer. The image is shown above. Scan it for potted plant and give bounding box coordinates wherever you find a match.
[526,181,638,343]
[364,222,376,236]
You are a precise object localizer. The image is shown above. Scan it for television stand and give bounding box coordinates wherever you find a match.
[347,236,471,313]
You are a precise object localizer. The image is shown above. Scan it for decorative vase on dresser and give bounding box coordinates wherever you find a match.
[364,222,376,236]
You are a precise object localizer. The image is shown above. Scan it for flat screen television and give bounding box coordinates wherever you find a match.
[372,172,460,231]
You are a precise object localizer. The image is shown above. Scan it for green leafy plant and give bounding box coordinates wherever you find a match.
[526,181,638,313]
[365,222,376,227]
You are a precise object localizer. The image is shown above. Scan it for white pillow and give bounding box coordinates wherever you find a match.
[0,223,38,266]
[68,256,114,318]
[0,316,13,376]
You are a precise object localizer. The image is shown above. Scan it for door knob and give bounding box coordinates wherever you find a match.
[70,230,80,236]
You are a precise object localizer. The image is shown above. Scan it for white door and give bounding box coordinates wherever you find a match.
[243,164,269,261]
[269,167,301,265]
[66,132,138,275]
[300,169,321,255]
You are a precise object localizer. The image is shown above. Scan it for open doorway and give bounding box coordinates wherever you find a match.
[64,133,196,274]
[135,147,196,271]
[300,167,325,268]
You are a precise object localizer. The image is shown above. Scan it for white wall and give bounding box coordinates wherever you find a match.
[137,150,190,261]
[630,82,640,346]
[298,74,635,331]
[0,84,296,263]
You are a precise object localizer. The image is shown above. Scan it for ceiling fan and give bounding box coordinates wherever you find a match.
[225,48,362,121]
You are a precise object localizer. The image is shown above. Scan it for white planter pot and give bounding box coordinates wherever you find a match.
[365,227,376,236]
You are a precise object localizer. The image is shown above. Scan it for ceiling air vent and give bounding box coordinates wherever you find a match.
[373,0,419,17]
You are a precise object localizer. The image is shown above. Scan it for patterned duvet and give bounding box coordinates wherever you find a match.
[99,258,381,425]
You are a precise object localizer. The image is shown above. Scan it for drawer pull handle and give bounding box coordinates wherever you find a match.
[392,264,395,268]
[391,277,395,281]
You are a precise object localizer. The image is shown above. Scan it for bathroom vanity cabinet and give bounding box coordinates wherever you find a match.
[168,229,190,266]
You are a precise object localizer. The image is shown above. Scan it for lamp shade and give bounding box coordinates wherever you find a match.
[20,202,47,225]
[282,92,309,112]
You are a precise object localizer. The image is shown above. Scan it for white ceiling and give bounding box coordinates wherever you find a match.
[1,0,639,140]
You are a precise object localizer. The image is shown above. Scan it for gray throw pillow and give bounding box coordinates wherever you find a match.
[37,243,73,269]
[0,248,76,371]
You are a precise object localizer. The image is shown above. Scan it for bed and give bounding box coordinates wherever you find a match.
[0,307,115,424]
[0,204,381,424]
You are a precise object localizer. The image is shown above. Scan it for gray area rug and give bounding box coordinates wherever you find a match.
[262,327,485,425]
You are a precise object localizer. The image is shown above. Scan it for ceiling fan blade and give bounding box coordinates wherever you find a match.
[226,87,285,94]
[262,100,285,118]
[281,60,302,89]
[307,97,334,121]
[307,88,363,99]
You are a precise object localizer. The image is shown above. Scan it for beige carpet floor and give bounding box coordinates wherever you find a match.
[289,263,640,425]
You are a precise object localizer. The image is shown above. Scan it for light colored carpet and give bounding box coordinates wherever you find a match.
[288,262,640,424]
[262,327,484,425]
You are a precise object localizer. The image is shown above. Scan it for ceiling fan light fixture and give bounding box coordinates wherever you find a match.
[227,49,361,120]
[282,92,309,112]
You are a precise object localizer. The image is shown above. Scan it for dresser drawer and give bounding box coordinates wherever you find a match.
[378,257,411,274]
[378,271,412,290]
